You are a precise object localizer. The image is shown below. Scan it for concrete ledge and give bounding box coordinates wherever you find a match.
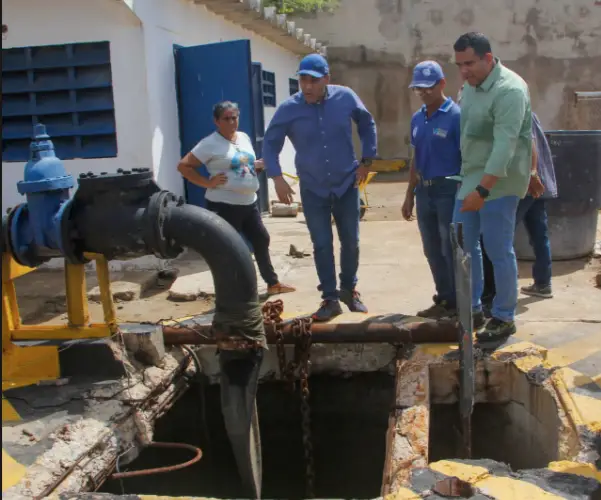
[2,344,193,498]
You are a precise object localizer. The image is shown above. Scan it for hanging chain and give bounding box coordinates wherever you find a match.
[262,301,315,498]
[295,315,315,498]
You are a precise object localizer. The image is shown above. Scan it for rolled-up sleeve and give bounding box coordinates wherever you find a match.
[263,105,290,178]
[484,89,527,178]
[349,89,378,159]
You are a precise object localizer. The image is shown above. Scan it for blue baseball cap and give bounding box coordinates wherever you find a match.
[297,53,329,78]
[409,61,445,88]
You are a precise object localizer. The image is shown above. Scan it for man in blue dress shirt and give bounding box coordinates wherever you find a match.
[263,53,378,321]
[402,61,462,319]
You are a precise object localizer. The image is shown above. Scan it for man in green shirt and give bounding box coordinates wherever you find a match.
[452,32,532,342]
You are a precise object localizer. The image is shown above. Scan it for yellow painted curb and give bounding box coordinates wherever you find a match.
[430,460,566,499]
[429,460,489,482]
[477,475,564,499]
[2,449,26,492]
[2,398,20,422]
[384,487,421,499]
[548,460,601,482]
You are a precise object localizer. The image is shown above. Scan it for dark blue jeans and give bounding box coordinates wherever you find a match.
[453,195,520,322]
[415,178,459,306]
[300,184,360,300]
[516,196,552,286]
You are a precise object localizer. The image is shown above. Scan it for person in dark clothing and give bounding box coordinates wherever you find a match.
[482,111,557,308]
[402,61,462,319]
[176,100,296,297]
[263,54,378,322]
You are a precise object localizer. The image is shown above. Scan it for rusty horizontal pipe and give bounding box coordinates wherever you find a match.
[162,319,459,345]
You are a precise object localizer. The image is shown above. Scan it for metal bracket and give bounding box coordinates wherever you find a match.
[450,222,475,458]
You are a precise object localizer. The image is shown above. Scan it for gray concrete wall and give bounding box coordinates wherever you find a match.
[292,0,601,158]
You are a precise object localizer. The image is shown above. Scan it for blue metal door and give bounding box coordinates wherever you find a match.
[174,40,259,208]
[251,63,269,213]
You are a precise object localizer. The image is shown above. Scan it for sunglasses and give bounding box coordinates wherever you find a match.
[221,115,239,122]
[412,87,436,96]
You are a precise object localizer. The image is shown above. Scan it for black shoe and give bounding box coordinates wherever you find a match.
[476,317,517,342]
[339,289,368,313]
[312,299,343,322]
[473,311,486,331]
[417,300,457,319]
[521,283,553,299]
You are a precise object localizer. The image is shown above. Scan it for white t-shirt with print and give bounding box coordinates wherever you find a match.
[190,131,260,206]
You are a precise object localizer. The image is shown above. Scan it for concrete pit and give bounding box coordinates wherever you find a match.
[94,342,600,499]
[429,363,562,471]
[99,372,394,499]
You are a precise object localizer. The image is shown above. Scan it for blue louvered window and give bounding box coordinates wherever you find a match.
[261,70,276,107]
[289,78,299,96]
[2,41,117,162]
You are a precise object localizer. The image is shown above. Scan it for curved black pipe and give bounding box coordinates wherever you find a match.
[61,171,265,498]
[163,204,264,344]
[163,204,265,499]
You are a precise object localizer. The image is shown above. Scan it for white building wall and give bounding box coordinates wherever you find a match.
[2,0,301,269]
[128,0,300,200]
[1,0,152,213]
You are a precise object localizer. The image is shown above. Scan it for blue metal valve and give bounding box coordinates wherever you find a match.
[9,124,75,266]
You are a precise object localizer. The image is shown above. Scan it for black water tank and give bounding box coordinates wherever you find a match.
[515,130,601,261]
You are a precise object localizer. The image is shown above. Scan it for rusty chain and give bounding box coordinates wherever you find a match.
[262,300,315,498]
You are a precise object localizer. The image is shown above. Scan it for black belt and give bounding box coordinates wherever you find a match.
[418,176,458,187]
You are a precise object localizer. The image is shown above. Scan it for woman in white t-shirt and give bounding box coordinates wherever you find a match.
[176,101,295,296]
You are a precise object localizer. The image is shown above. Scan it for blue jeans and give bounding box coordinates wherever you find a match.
[300,184,360,300]
[415,179,459,306]
[516,196,552,286]
[453,196,520,322]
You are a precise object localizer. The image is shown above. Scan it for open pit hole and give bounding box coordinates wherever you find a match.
[428,363,561,471]
[99,372,394,499]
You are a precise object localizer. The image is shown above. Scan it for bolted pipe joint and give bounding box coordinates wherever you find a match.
[63,169,185,264]
[6,124,75,267]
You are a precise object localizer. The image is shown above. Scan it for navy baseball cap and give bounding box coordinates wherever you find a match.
[298,53,329,78]
[409,61,445,88]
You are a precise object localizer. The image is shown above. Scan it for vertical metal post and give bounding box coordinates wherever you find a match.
[450,222,474,458]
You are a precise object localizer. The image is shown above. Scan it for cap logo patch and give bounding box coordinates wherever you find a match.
[422,68,431,76]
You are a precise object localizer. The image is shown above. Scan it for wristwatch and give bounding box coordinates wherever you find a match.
[475,185,490,199]
[360,158,373,168]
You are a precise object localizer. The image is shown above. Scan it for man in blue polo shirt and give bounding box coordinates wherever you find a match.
[401,61,462,318]
[263,54,378,321]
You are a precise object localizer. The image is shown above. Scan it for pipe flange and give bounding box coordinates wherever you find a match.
[146,191,184,259]
[59,200,89,265]
[9,204,47,268]
[2,206,20,257]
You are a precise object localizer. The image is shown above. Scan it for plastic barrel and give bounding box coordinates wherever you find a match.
[515,130,601,261]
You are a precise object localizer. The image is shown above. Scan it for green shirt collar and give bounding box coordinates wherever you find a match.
[478,57,502,92]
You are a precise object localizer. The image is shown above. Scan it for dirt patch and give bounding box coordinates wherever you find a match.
[18,282,215,326]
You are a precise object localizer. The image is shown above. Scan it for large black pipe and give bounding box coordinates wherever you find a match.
[61,170,264,498]
[163,204,265,346]
[163,204,265,498]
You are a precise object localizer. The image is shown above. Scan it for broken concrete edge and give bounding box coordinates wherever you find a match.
[380,340,601,497]
[120,324,167,367]
[2,345,195,499]
[43,457,601,499]
[6,330,599,498]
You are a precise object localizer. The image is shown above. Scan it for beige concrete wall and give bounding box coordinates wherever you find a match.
[294,0,601,158]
